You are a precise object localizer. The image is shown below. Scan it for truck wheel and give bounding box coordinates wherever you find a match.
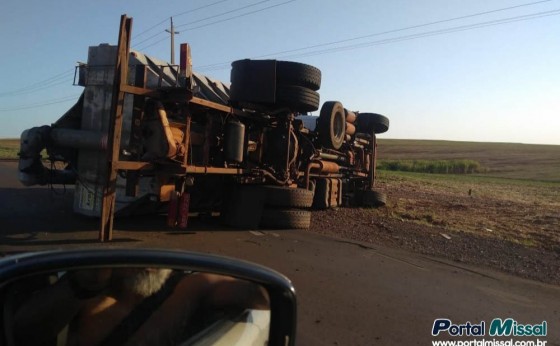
[362,190,387,207]
[262,186,314,208]
[318,101,346,150]
[260,209,312,229]
[276,61,321,91]
[355,113,390,134]
[230,59,276,105]
[276,85,320,113]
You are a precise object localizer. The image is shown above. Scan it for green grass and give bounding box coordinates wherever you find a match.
[378,159,482,174]
[375,170,559,250]
[378,139,560,182]
[378,170,559,205]
[0,139,20,159]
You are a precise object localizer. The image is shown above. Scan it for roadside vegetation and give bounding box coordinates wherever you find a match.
[378,159,482,174]
[378,139,560,182]
[372,139,560,250]
[376,170,559,243]
[0,139,19,159]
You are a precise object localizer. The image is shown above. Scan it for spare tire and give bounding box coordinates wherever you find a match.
[230,59,276,105]
[318,101,346,150]
[276,61,321,91]
[355,113,390,134]
[276,85,320,113]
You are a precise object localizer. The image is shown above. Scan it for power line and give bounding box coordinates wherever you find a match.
[135,36,170,52]
[133,31,167,48]
[172,0,232,20]
[175,0,274,29]
[274,9,560,60]
[199,9,559,71]
[133,0,231,40]
[195,0,555,71]
[179,0,295,31]
[136,0,295,51]
[0,78,75,98]
[0,69,74,97]
[257,0,554,60]
[0,94,81,112]
[133,0,253,48]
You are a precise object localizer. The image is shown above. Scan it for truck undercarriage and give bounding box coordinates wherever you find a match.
[17,16,390,241]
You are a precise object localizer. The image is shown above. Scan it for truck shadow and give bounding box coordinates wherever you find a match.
[0,188,225,253]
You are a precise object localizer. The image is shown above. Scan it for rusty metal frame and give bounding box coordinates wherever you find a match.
[98,15,254,241]
[99,15,133,242]
[98,15,379,241]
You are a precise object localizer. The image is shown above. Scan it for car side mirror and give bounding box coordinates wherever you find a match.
[0,249,296,346]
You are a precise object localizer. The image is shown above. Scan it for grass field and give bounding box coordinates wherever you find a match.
[373,139,560,249]
[378,139,560,182]
[0,139,20,159]
[373,169,559,250]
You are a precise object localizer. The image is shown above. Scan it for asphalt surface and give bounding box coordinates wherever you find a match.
[1,161,558,345]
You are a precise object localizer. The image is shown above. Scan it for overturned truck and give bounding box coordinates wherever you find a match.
[18,16,390,240]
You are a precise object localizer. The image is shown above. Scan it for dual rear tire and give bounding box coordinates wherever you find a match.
[259,186,313,229]
[230,60,321,113]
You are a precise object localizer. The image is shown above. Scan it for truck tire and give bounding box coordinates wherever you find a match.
[362,190,387,207]
[318,101,346,150]
[276,61,321,91]
[355,113,390,134]
[230,59,276,107]
[260,209,312,229]
[276,85,320,113]
[262,186,314,208]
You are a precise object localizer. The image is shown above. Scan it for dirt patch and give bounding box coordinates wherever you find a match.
[309,172,560,285]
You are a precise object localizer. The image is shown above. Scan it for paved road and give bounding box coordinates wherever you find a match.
[1,161,558,345]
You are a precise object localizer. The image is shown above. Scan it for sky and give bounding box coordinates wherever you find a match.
[0,0,558,145]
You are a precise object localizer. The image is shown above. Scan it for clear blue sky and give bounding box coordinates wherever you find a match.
[1,0,558,144]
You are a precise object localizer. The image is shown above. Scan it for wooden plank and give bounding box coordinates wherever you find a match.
[114,161,153,171]
[99,15,132,242]
[120,84,157,97]
[190,97,235,114]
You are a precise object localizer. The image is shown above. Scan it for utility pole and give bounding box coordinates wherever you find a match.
[165,17,180,64]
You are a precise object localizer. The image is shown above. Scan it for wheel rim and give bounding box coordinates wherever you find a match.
[333,111,344,140]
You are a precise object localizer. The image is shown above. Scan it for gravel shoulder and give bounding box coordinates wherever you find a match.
[309,171,560,285]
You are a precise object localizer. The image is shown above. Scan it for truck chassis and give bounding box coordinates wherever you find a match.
[17,16,390,241]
